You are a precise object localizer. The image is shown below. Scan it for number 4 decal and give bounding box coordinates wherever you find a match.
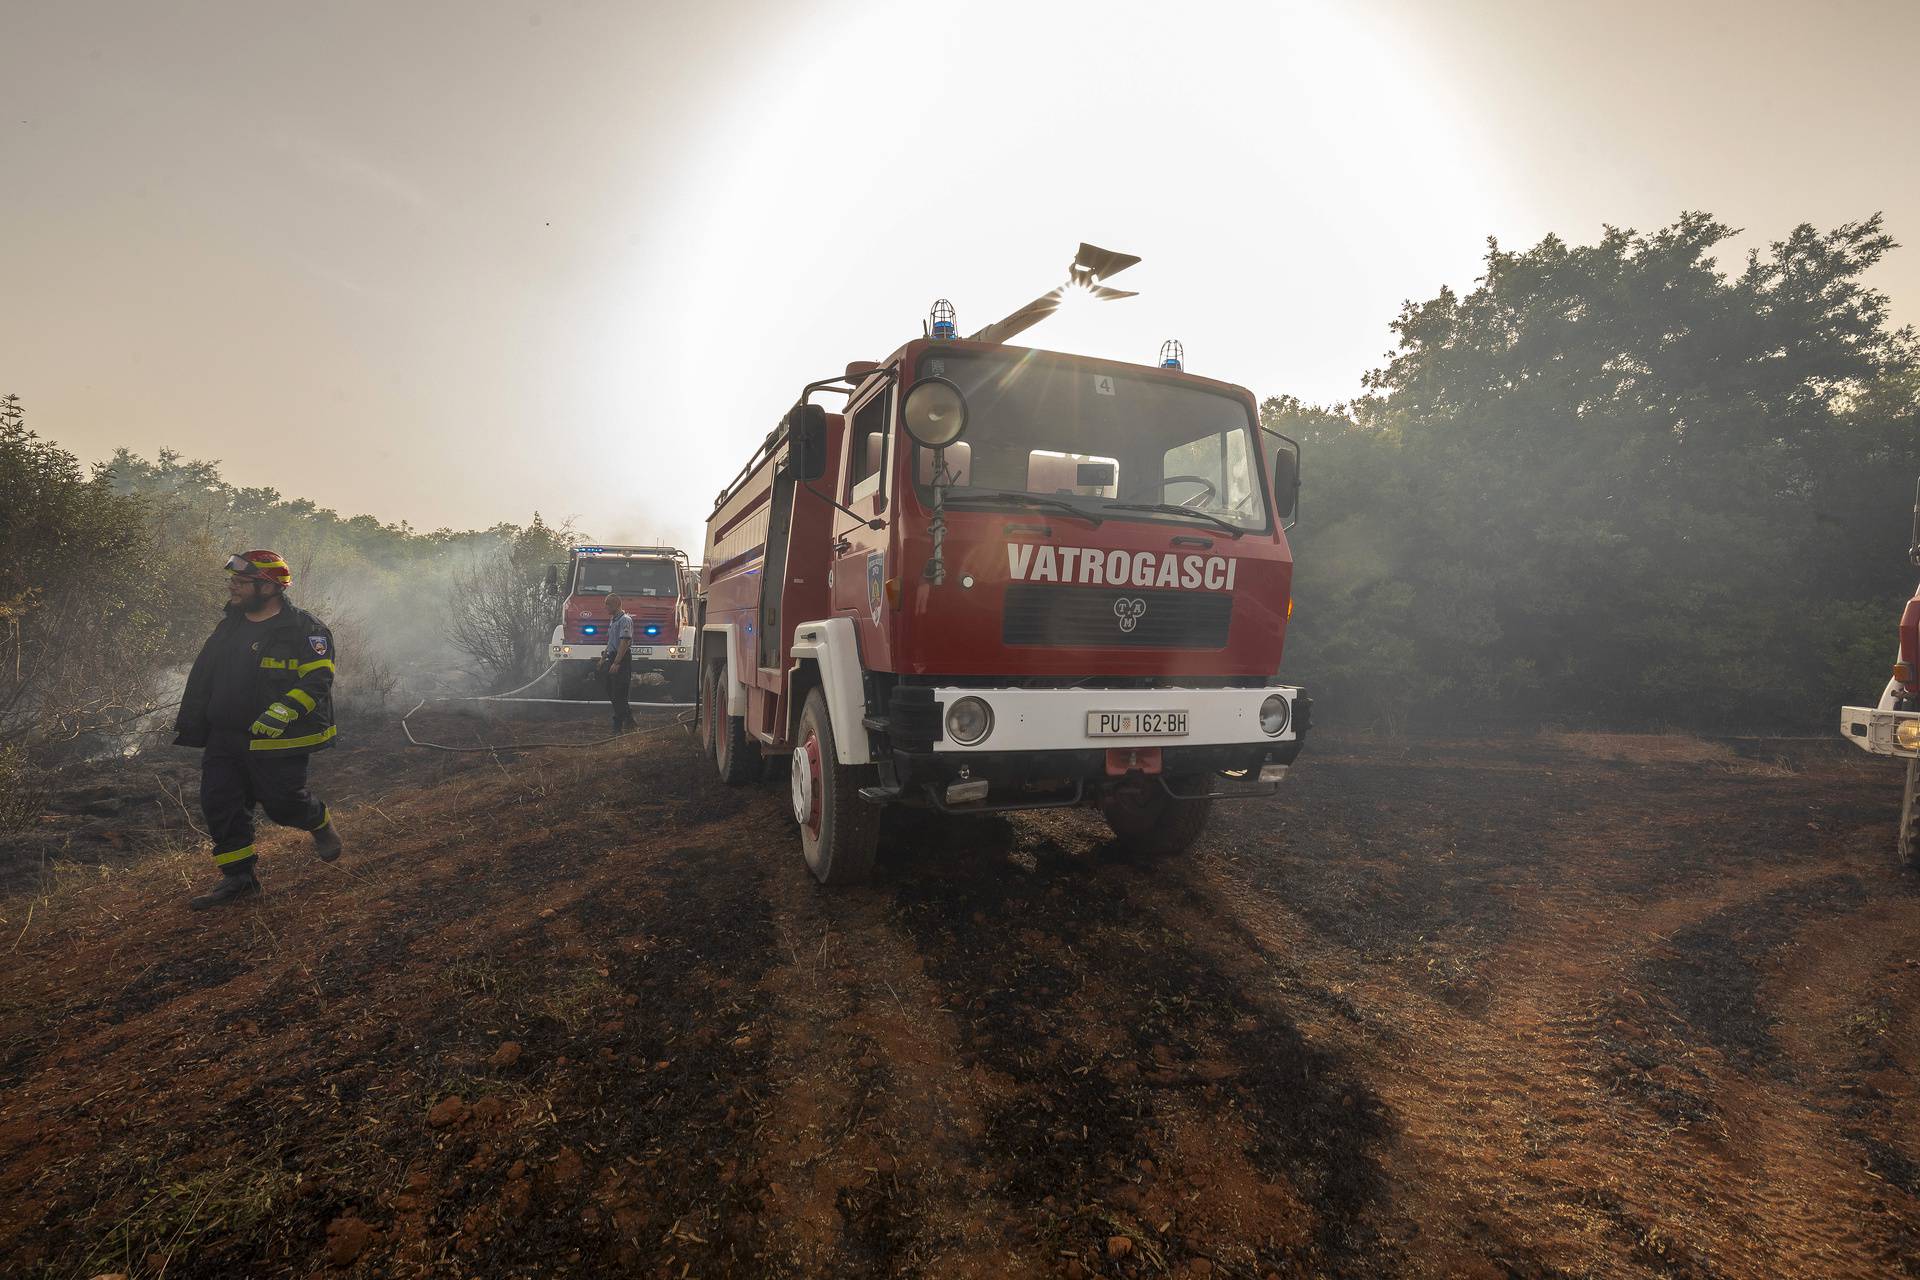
[1093,375,1116,396]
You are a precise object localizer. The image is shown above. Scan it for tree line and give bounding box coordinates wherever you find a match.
[1268,212,1919,732]
[0,403,570,790]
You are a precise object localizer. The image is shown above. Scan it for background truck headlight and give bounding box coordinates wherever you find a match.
[1260,693,1290,736]
[945,696,993,745]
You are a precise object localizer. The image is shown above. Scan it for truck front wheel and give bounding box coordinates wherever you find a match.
[792,687,880,885]
[1101,780,1213,858]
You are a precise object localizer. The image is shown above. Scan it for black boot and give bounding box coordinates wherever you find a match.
[312,817,342,863]
[191,859,261,910]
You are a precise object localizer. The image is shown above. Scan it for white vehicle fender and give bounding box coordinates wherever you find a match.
[700,623,747,716]
[789,618,872,766]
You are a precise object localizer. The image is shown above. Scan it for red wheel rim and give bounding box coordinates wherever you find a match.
[791,731,822,836]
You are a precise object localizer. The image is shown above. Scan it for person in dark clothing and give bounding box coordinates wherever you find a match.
[596,593,635,734]
[173,550,343,909]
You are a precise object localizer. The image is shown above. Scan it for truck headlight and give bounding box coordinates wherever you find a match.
[945,696,993,745]
[561,645,572,657]
[1899,720,1920,751]
[1259,693,1290,737]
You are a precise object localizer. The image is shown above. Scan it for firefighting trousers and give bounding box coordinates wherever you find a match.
[606,663,634,733]
[200,735,329,867]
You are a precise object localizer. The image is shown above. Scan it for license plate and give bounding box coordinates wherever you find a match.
[1086,710,1189,738]
[631,646,654,657]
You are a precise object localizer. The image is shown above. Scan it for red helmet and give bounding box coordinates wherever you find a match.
[225,550,292,589]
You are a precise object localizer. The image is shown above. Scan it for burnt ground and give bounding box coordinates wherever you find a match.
[1,716,1917,1278]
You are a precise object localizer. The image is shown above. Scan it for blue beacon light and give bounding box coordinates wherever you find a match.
[1159,339,1184,371]
[930,298,957,342]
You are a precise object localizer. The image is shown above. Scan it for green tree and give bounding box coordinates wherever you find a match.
[1278,214,1919,730]
[0,398,212,754]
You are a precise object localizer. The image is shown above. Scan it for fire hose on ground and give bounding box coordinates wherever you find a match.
[400,661,698,753]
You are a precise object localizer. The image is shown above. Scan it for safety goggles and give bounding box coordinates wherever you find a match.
[225,554,269,578]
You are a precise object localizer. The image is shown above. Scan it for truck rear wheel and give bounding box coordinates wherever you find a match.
[706,662,758,785]
[791,687,879,885]
[698,663,717,754]
[1101,780,1213,858]
[1901,755,1919,871]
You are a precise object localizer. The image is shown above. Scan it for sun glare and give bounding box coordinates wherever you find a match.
[1054,280,1098,312]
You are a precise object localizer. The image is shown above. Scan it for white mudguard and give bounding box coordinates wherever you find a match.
[789,618,872,766]
[700,624,748,717]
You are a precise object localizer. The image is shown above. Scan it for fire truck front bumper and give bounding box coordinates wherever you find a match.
[1840,705,1920,757]
[549,642,692,664]
[874,684,1309,812]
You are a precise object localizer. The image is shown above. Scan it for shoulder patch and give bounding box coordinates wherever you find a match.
[309,635,329,656]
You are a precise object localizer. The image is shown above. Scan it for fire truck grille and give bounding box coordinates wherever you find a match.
[1001,585,1233,649]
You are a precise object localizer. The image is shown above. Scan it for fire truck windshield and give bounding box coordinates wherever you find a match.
[573,558,678,597]
[909,349,1270,532]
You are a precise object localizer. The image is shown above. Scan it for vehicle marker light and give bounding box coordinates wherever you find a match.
[945,696,993,745]
[945,778,990,805]
[1895,662,1914,682]
[1259,694,1290,737]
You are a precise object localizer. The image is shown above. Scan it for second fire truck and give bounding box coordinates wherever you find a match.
[697,246,1308,884]
[547,544,697,701]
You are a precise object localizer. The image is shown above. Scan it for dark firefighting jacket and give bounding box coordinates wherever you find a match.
[174,601,338,755]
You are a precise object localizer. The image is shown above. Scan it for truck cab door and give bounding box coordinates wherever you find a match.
[831,378,894,655]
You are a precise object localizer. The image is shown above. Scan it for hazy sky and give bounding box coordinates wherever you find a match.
[6,0,1916,550]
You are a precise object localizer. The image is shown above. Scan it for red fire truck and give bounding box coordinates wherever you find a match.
[697,246,1307,883]
[546,544,696,700]
[1839,477,1920,867]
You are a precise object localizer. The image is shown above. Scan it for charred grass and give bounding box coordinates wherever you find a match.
[5,722,1920,1278]
[887,816,1391,1277]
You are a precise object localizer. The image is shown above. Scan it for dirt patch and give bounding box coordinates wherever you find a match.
[1,725,1917,1278]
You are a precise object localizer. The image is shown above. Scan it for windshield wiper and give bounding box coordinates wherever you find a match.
[1097,501,1246,538]
[943,491,1103,526]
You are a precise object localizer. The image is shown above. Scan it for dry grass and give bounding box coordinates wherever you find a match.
[78,1151,293,1280]
[1540,729,1799,776]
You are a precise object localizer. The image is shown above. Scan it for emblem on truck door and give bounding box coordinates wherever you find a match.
[1113,597,1147,633]
[867,552,885,625]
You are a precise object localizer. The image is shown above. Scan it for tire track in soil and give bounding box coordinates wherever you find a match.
[884,808,1392,1279]
[1195,741,1920,1280]
[746,802,1029,1278]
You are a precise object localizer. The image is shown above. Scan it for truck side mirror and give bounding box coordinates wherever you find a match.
[786,404,829,482]
[1272,444,1299,524]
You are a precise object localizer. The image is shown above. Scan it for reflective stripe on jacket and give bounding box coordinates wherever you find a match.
[174,601,339,755]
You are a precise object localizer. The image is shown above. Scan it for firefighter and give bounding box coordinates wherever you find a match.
[596,592,635,734]
[173,550,343,909]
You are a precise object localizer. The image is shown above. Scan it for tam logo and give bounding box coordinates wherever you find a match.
[1113,597,1147,633]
